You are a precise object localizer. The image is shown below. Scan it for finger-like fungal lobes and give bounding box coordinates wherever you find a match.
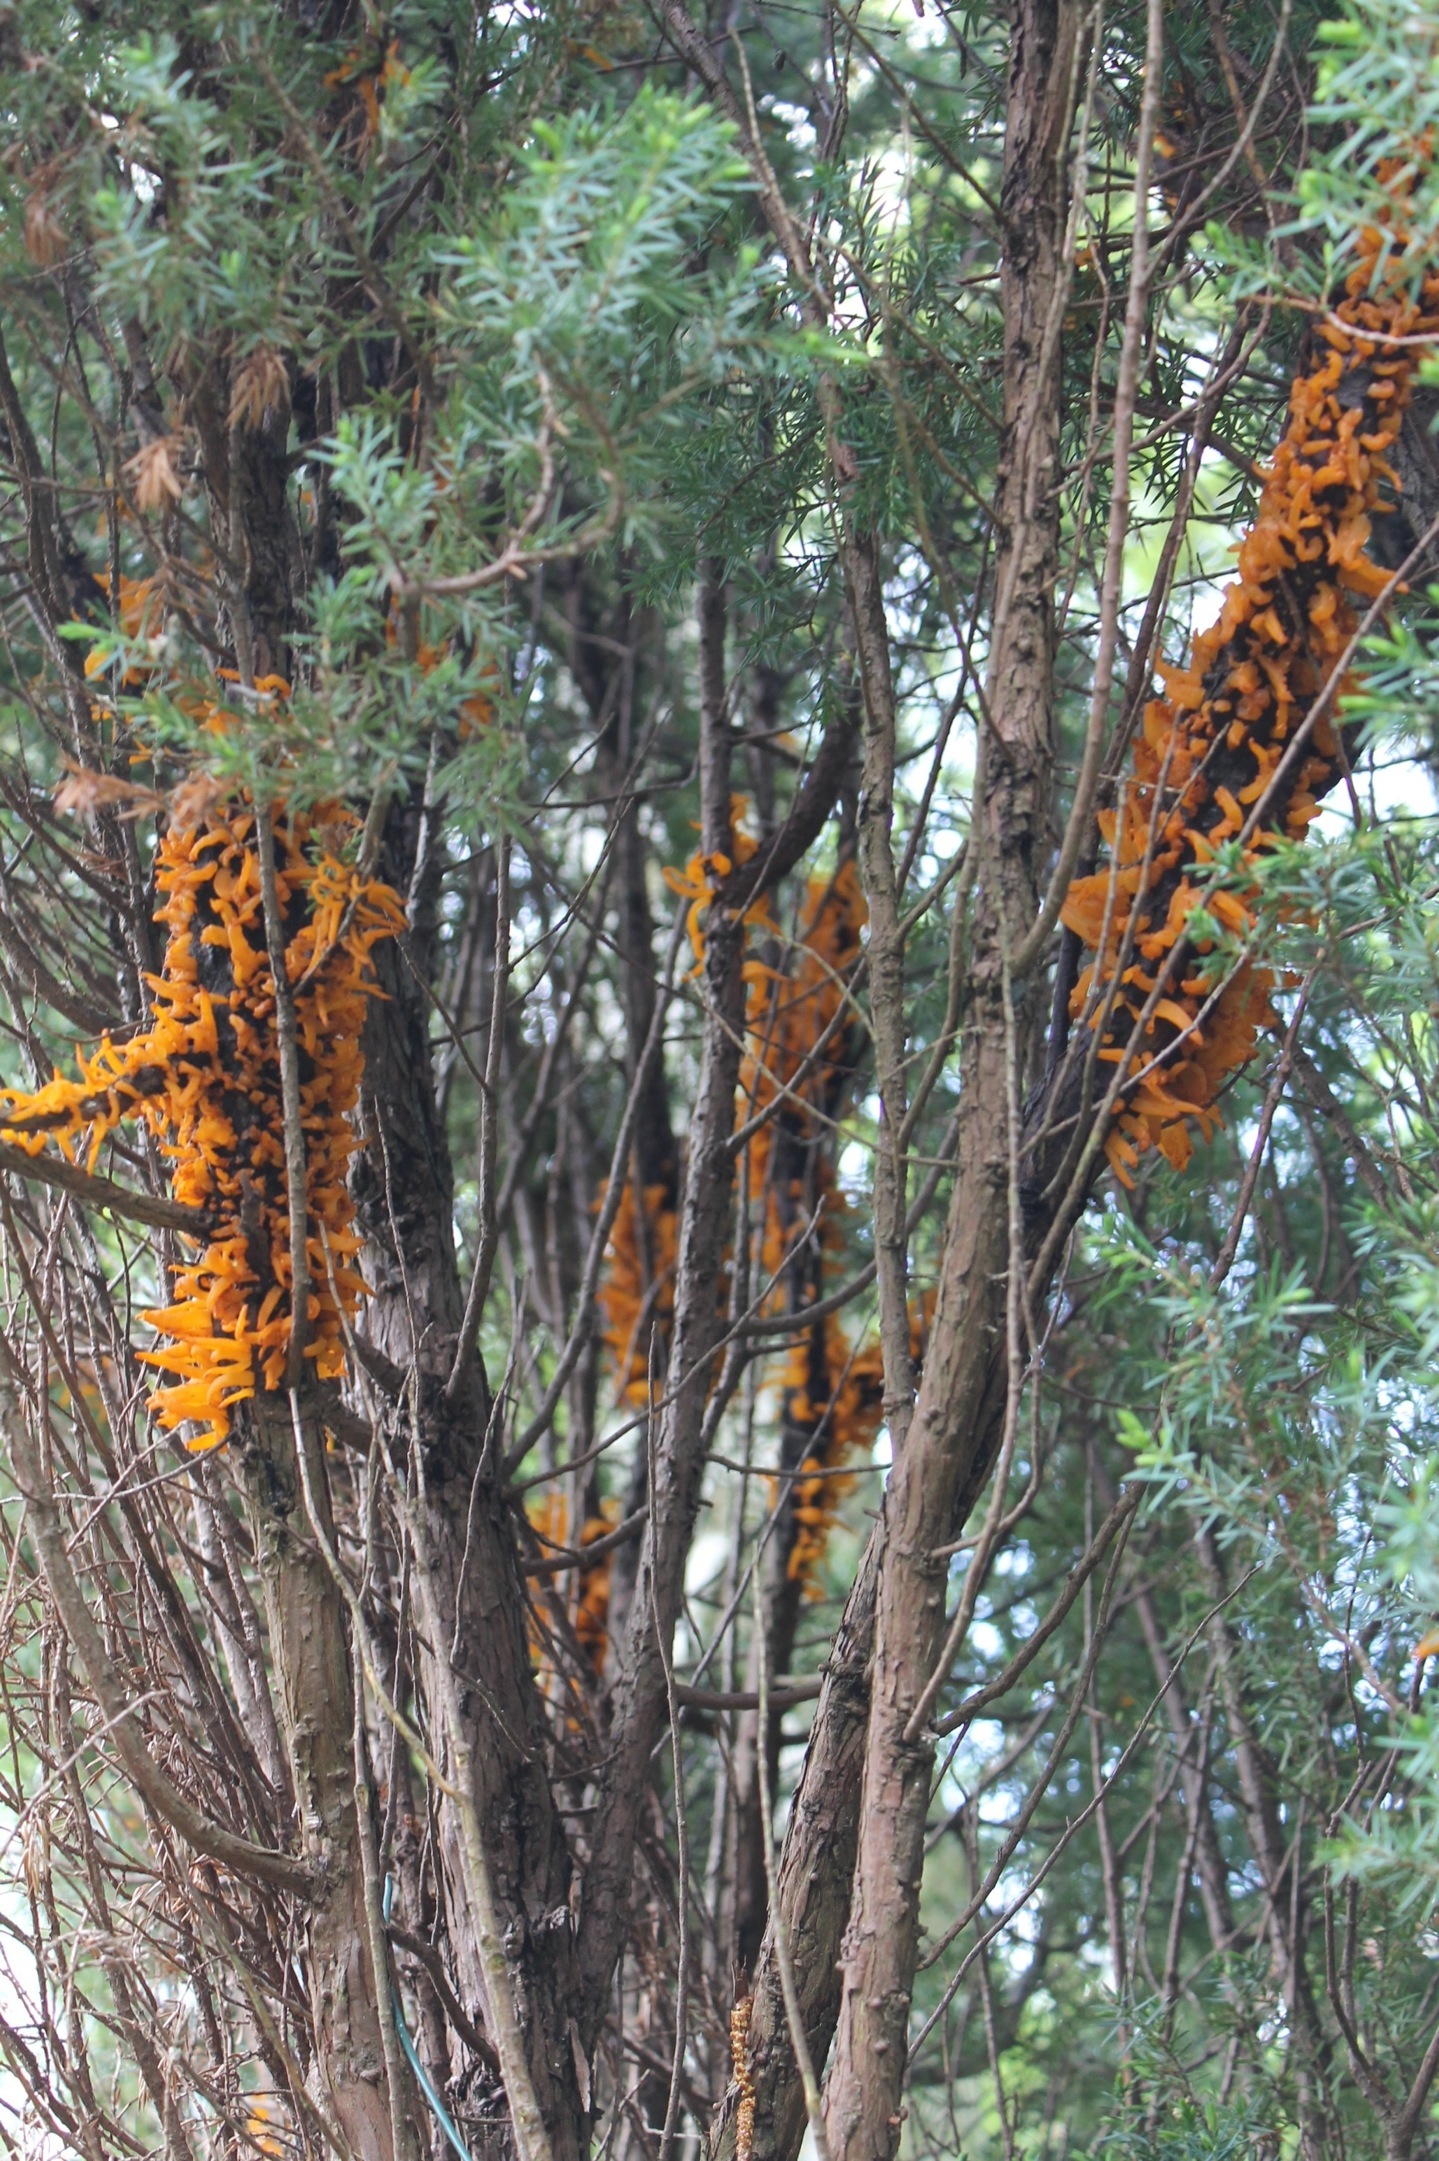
[0,804,404,1449]
[1063,180,1439,1184]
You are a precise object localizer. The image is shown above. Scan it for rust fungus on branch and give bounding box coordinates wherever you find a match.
[776,1315,887,1597]
[740,860,892,1594]
[0,767,404,1450]
[742,858,867,1285]
[597,1176,680,1408]
[598,840,921,1591]
[1063,176,1439,1186]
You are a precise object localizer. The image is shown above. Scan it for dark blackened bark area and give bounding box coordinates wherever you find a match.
[353,824,466,1369]
[232,404,304,682]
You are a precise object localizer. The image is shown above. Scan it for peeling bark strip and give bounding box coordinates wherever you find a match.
[846,529,914,1453]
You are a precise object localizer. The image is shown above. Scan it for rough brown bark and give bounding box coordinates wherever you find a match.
[354,819,587,2161]
[238,1401,406,2161]
[711,1532,880,2161]
[820,5,1078,2150]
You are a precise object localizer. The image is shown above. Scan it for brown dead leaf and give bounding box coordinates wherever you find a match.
[23,183,67,267]
[124,435,185,514]
[168,769,233,830]
[53,760,163,821]
[228,345,290,431]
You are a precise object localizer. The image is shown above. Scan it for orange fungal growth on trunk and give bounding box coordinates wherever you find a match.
[744,862,867,1131]
[573,1499,622,1674]
[742,860,867,1289]
[597,851,881,1592]
[778,1292,932,1597]
[526,1493,622,1680]
[0,805,404,1449]
[730,1991,757,2161]
[744,861,891,1592]
[780,1317,886,1596]
[597,1178,680,1407]
[1062,183,1439,1185]
[664,798,778,969]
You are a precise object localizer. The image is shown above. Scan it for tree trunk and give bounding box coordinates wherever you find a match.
[237,1401,407,2161]
[355,819,587,2160]
[820,6,1078,2151]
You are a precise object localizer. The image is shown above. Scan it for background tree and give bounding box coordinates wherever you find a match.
[0,3,1436,2159]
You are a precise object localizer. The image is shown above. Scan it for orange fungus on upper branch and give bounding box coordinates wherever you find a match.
[1062,179,1439,1185]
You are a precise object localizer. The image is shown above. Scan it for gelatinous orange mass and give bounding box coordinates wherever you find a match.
[1062,177,1439,1185]
[600,847,919,1593]
[526,1492,622,1685]
[597,1178,680,1408]
[0,806,404,1449]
